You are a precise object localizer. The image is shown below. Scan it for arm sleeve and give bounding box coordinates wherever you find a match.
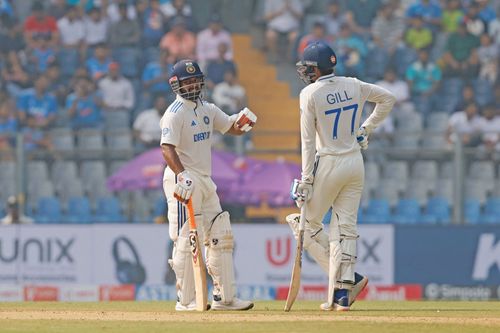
[160,112,183,146]
[212,104,233,134]
[359,80,396,134]
[300,90,316,182]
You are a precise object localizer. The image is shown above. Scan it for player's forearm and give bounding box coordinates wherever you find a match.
[300,113,316,182]
[161,143,185,175]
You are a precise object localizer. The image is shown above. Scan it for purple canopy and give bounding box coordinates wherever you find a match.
[107,148,241,192]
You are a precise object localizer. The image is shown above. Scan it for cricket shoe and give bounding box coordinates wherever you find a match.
[320,289,350,311]
[349,272,368,306]
[211,296,254,311]
[175,300,211,311]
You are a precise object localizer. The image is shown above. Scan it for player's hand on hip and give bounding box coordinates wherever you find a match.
[235,107,257,132]
[174,170,194,203]
[290,179,313,208]
[356,126,369,150]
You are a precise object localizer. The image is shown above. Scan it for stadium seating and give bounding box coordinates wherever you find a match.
[36,197,62,224]
[65,196,92,224]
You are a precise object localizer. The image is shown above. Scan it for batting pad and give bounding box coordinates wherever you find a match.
[286,213,329,273]
[170,223,195,305]
[206,211,236,303]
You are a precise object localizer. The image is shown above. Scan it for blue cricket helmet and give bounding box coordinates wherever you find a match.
[169,59,205,101]
[296,42,337,84]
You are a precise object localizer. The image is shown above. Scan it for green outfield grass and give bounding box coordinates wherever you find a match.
[1,301,500,333]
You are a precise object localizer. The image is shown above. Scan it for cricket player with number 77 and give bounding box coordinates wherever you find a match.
[160,59,255,311]
[288,42,396,311]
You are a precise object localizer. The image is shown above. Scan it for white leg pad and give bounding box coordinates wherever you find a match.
[338,237,357,290]
[286,213,329,273]
[170,222,195,305]
[206,211,235,304]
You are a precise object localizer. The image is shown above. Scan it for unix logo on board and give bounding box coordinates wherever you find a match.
[472,233,500,280]
[0,238,75,263]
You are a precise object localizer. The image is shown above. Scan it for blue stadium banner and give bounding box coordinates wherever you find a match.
[395,226,500,285]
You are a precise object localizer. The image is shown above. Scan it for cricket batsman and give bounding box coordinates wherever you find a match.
[289,42,396,311]
[160,59,256,311]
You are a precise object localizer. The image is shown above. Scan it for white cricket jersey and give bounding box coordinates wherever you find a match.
[300,74,395,180]
[159,95,234,176]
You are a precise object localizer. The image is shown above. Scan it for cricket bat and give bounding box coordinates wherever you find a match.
[186,199,208,311]
[284,203,307,312]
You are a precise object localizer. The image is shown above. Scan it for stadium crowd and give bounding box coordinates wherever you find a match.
[0,0,499,224]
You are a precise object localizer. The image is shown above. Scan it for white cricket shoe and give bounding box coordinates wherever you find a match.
[175,300,211,311]
[349,273,368,306]
[211,297,254,311]
[320,289,350,312]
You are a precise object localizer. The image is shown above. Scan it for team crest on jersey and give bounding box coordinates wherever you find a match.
[186,63,196,74]
[203,116,210,125]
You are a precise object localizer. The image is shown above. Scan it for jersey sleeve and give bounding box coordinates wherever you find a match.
[159,111,183,146]
[359,80,396,134]
[300,89,317,182]
[212,104,234,134]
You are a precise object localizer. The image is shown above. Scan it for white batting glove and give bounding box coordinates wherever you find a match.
[290,179,313,208]
[235,107,257,132]
[174,171,194,203]
[356,127,369,150]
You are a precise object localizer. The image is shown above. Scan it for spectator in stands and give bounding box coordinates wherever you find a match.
[477,103,500,153]
[442,19,479,78]
[22,114,57,157]
[334,23,367,77]
[297,21,331,58]
[196,15,233,70]
[133,94,167,148]
[159,16,196,60]
[0,14,25,55]
[212,69,247,115]
[442,0,464,33]
[477,33,498,83]
[107,0,137,23]
[142,49,174,105]
[345,0,382,33]
[84,6,110,50]
[489,13,500,46]
[24,1,59,49]
[86,42,112,81]
[0,97,17,159]
[1,196,34,225]
[46,62,68,106]
[377,67,410,105]
[406,48,442,115]
[141,0,167,48]
[456,84,476,111]
[160,0,195,31]
[28,34,56,74]
[464,2,486,37]
[109,2,141,48]
[322,1,350,39]
[446,102,483,146]
[371,3,405,55]
[17,75,57,129]
[98,62,134,113]
[476,0,496,23]
[205,42,237,89]
[66,76,102,129]
[405,0,442,31]
[264,0,304,62]
[57,5,86,50]
[48,0,69,20]
[0,0,14,18]
[405,15,433,50]
[1,56,30,97]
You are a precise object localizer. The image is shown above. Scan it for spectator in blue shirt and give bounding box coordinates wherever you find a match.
[406,0,442,30]
[476,0,496,23]
[17,74,57,129]
[22,115,56,156]
[28,34,56,74]
[206,42,237,90]
[141,49,174,108]
[86,42,113,82]
[333,24,367,77]
[0,0,14,18]
[66,77,102,129]
[0,95,17,158]
[141,0,167,47]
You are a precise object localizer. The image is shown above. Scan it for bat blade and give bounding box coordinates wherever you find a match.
[187,200,208,312]
[284,229,304,312]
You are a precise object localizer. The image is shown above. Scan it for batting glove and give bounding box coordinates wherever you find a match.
[290,179,313,208]
[356,127,369,150]
[174,170,194,203]
[235,107,257,132]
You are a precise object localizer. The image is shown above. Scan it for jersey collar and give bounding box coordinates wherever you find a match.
[176,95,198,108]
[317,73,336,82]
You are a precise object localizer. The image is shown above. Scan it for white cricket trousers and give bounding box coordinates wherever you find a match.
[305,151,364,240]
[163,167,222,241]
